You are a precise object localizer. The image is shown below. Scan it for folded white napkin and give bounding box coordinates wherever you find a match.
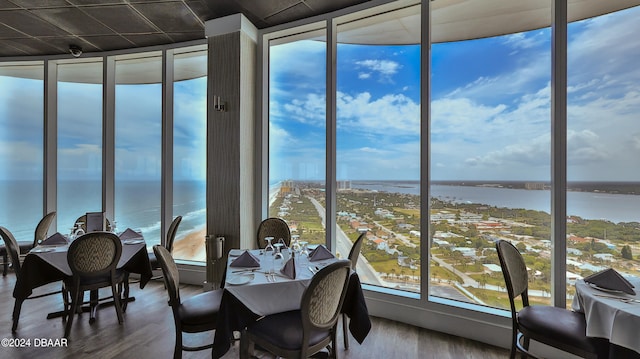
[230,250,261,268]
[280,256,296,279]
[309,245,334,261]
[584,268,635,295]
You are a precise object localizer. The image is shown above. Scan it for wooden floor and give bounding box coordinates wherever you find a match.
[0,272,509,359]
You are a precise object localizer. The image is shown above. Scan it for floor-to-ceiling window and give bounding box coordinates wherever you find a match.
[0,62,44,240]
[268,28,327,246]
[172,46,207,261]
[57,60,103,233]
[566,5,640,303]
[430,13,552,309]
[336,4,422,293]
[114,52,162,246]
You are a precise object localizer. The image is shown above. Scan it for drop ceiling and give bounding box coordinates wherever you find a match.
[0,0,638,59]
[0,0,370,58]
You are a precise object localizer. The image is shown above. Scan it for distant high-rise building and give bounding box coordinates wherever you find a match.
[337,180,351,190]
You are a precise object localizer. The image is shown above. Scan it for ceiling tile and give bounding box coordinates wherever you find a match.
[133,2,203,33]
[66,0,125,5]
[236,0,302,19]
[78,34,134,52]
[166,31,204,43]
[0,0,20,10]
[8,0,71,7]
[123,33,173,48]
[0,9,70,36]
[262,2,313,25]
[1,37,65,56]
[31,7,116,35]
[82,5,159,34]
[0,22,26,38]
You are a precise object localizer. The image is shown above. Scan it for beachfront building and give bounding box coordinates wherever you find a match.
[2,0,640,356]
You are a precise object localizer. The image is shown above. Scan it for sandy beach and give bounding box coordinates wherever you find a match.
[173,226,207,261]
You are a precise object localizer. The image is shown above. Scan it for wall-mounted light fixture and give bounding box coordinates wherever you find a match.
[213,95,227,112]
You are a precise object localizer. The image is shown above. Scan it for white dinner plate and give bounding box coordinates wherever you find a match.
[227,273,254,285]
[123,239,144,245]
[31,247,55,253]
[589,283,624,294]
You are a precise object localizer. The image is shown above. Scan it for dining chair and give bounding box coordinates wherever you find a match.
[1,211,56,276]
[496,239,604,359]
[153,245,223,359]
[63,231,126,338]
[240,260,352,359]
[343,231,366,350]
[148,215,182,279]
[257,217,291,249]
[0,226,63,332]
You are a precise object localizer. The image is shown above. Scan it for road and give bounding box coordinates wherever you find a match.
[308,196,384,286]
[305,195,555,298]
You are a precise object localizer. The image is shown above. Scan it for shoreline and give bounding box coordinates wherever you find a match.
[173,226,207,261]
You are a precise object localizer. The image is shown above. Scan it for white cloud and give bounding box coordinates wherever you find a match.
[355,59,400,75]
[355,59,401,82]
[358,72,371,79]
[503,31,546,52]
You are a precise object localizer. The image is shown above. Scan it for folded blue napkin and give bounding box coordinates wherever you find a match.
[280,256,296,279]
[309,245,334,261]
[230,250,261,267]
[119,228,143,241]
[584,268,635,295]
[40,232,68,245]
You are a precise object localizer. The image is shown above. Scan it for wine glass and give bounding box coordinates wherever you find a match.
[264,236,275,254]
[291,235,301,254]
[273,239,285,262]
[299,241,309,265]
[300,241,309,257]
[263,237,275,277]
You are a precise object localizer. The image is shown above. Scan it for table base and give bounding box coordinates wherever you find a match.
[46,296,135,319]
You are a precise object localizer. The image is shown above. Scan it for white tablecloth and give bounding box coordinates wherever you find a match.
[572,277,640,354]
[224,249,337,316]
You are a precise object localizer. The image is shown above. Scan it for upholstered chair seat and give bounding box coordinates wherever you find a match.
[178,289,223,328]
[518,305,598,353]
[245,310,333,350]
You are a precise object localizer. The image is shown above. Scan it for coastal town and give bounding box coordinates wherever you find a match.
[270,180,640,309]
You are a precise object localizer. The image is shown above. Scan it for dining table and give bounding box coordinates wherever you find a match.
[211,248,371,359]
[12,230,153,323]
[572,277,640,359]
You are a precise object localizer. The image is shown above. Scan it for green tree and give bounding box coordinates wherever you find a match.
[621,245,633,260]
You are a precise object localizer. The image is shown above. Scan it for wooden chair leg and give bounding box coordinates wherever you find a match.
[111,283,124,324]
[239,331,252,359]
[89,289,99,324]
[121,274,130,312]
[65,289,82,338]
[342,313,349,350]
[174,327,183,359]
[12,299,23,332]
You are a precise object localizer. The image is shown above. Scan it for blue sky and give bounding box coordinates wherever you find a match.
[1,7,639,184]
[269,6,640,182]
[0,65,206,181]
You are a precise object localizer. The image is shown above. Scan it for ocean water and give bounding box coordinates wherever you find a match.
[4,179,640,243]
[0,180,206,243]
